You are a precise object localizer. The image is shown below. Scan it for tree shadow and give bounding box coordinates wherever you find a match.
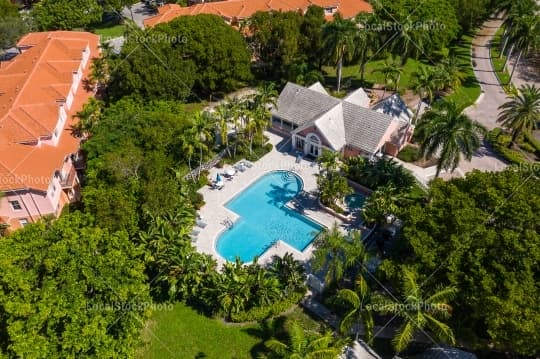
[242,317,288,358]
[194,352,207,359]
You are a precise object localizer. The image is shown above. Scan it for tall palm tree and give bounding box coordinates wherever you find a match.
[374,268,457,354]
[265,321,348,359]
[374,58,402,98]
[335,238,375,343]
[416,100,486,177]
[213,103,231,154]
[507,15,540,82]
[441,55,467,91]
[388,13,428,66]
[497,84,540,147]
[191,111,214,180]
[322,14,357,92]
[354,12,379,83]
[411,66,438,109]
[311,224,363,286]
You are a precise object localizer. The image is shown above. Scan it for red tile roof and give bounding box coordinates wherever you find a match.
[0,31,100,192]
[144,0,372,27]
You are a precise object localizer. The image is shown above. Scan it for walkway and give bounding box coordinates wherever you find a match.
[460,16,509,175]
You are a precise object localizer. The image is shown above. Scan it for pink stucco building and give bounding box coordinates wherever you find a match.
[0,31,100,232]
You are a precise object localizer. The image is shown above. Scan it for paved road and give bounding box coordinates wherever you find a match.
[122,2,156,28]
[459,16,509,175]
[464,17,508,130]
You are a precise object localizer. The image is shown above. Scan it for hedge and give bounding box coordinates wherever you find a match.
[487,128,528,165]
[228,290,305,323]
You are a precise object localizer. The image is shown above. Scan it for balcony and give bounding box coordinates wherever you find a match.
[60,167,78,189]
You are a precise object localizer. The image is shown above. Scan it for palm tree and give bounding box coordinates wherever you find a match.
[497,84,540,147]
[311,224,364,286]
[361,185,403,226]
[191,111,214,180]
[374,58,401,99]
[507,15,540,82]
[317,149,341,174]
[268,252,306,295]
[335,239,375,343]
[216,258,252,318]
[416,100,487,177]
[354,12,379,83]
[411,66,439,116]
[73,98,103,136]
[213,103,231,154]
[441,55,467,91]
[387,13,429,65]
[374,268,457,354]
[265,321,348,359]
[322,14,357,92]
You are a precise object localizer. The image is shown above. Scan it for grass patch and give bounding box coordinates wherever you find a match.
[445,34,482,110]
[89,20,126,40]
[322,57,427,91]
[137,303,328,359]
[137,302,261,359]
[490,26,513,92]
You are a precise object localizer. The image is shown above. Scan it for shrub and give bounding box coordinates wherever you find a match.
[397,145,421,162]
[487,128,528,165]
[228,290,305,322]
[523,132,540,154]
[190,192,205,209]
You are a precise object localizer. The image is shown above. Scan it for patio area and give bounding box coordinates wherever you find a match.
[194,131,349,267]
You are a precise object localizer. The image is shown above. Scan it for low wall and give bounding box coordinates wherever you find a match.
[347,179,374,195]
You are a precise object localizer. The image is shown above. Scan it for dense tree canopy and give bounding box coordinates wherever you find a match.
[0,212,149,358]
[0,0,29,51]
[32,0,103,30]
[108,14,252,101]
[384,169,540,355]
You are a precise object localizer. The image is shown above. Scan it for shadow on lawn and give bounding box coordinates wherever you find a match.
[242,317,288,358]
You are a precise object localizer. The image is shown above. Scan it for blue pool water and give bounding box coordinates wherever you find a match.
[345,193,367,210]
[216,171,323,262]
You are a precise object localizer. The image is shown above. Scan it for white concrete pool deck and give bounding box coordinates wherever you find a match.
[194,132,345,267]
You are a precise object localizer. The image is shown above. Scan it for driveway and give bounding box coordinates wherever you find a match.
[459,16,509,175]
[122,2,156,28]
[463,16,508,130]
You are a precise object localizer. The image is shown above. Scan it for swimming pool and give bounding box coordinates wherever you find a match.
[216,171,323,262]
[345,193,367,210]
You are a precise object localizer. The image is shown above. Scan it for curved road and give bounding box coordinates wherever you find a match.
[458,16,508,174]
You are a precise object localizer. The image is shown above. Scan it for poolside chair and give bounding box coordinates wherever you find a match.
[191,229,200,236]
[244,160,253,168]
[234,162,247,172]
[196,219,207,228]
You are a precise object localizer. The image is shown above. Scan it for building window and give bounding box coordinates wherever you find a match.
[295,137,305,150]
[9,200,22,210]
[19,218,28,226]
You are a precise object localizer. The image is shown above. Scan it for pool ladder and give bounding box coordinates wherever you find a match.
[223,217,234,229]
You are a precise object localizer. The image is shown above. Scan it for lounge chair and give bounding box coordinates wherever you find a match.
[196,219,207,228]
[235,162,247,172]
[191,229,200,236]
[244,160,253,168]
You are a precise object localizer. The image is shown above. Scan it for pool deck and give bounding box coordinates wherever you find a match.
[195,132,346,267]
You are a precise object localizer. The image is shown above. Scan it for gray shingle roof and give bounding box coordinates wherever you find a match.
[343,101,395,153]
[272,82,340,127]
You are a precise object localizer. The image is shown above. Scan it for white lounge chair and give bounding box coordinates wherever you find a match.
[196,219,207,228]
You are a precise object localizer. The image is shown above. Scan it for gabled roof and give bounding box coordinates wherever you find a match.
[0,31,100,192]
[342,101,395,153]
[278,82,405,154]
[273,82,340,127]
[343,87,370,108]
[308,81,328,95]
[144,0,372,27]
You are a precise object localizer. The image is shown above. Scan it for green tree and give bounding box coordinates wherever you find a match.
[265,321,348,359]
[322,14,357,92]
[0,0,29,51]
[334,239,375,343]
[416,100,486,177]
[73,97,103,136]
[391,169,540,356]
[300,5,326,70]
[32,0,103,30]
[311,225,364,286]
[0,212,150,357]
[375,268,457,353]
[268,253,306,295]
[361,185,402,225]
[497,84,540,147]
[374,58,402,98]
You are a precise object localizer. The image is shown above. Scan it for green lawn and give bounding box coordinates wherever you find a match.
[91,22,126,40]
[137,303,325,359]
[322,57,427,92]
[322,33,481,110]
[444,34,482,110]
[137,302,261,359]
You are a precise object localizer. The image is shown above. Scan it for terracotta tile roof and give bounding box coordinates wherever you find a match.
[144,0,372,27]
[0,31,100,192]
